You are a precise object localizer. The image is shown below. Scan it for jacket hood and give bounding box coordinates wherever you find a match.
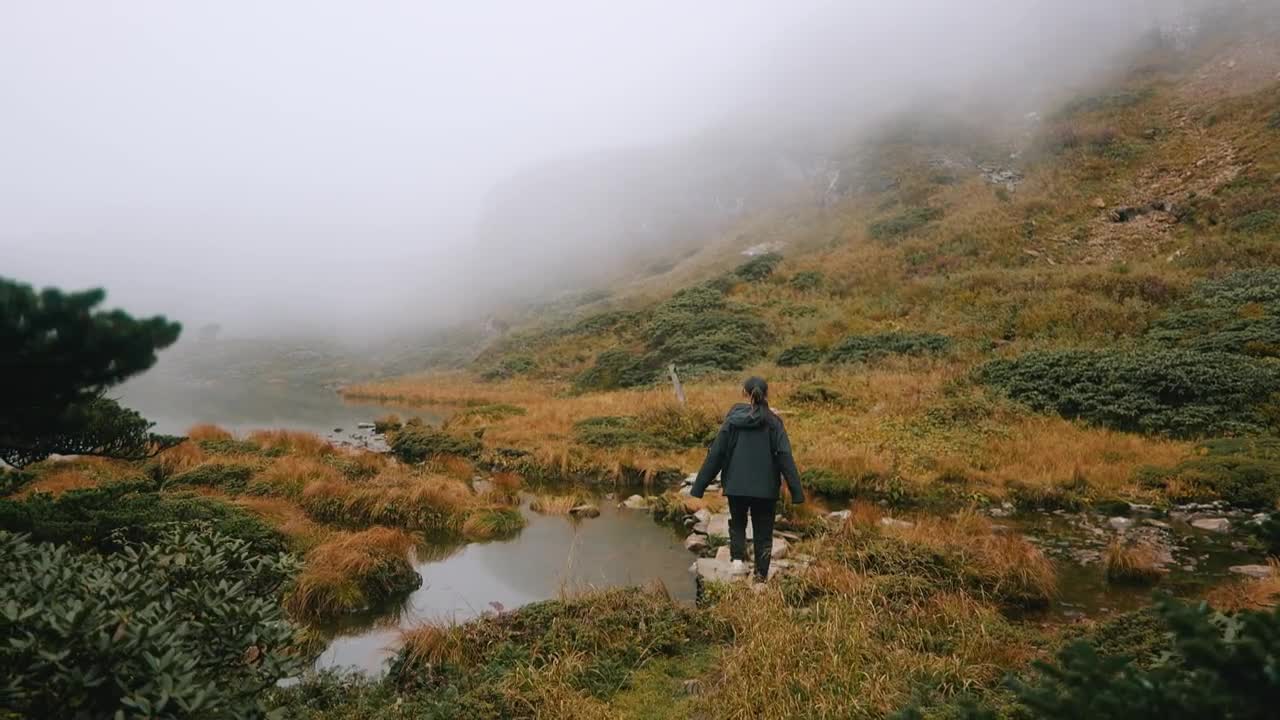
[725,403,768,429]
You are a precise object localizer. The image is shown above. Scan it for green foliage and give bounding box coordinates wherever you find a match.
[576,285,770,390]
[574,348,656,391]
[734,253,783,282]
[0,278,182,468]
[479,355,537,381]
[570,309,641,336]
[1230,209,1278,234]
[448,403,527,424]
[828,332,951,364]
[1136,437,1280,508]
[790,271,824,291]
[1005,600,1280,719]
[1147,270,1280,357]
[0,481,286,554]
[0,469,33,497]
[776,344,824,367]
[390,425,483,463]
[169,461,255,493]
[869,207,943,241]
[0,528,303,719]
[788,383,845,406]
[979,349,1280,437]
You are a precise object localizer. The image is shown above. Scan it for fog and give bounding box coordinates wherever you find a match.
[1,0,1211,344]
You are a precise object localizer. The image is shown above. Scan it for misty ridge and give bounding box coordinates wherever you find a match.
[0,0,1228,353]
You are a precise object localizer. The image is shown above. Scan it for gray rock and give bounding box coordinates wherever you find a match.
[1191,518,1231,533]
[1108,517,1136,531]
[771,537,790,560]
[1144,519,1171,529]
[694,508,713,524]
[569,504,600,518]
[679,486,693,497]
[827,510,852,522]
[622,495,649,510]
[880,517,914,529]
[684,534,708,553]
[681,473,697,487]
[691,521,709,535]
[356,422,375,429]
[707,513,752,541]
[1229,564,1274,579]
[775,530,802,542]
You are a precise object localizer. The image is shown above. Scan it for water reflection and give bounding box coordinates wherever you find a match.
[316,497,696,675]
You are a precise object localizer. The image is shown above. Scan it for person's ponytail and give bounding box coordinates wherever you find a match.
[744,376,769,418]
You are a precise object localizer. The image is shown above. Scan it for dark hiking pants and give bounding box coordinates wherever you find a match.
[727,495,776,580]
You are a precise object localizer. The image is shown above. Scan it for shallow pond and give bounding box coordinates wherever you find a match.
[315,495,696,675]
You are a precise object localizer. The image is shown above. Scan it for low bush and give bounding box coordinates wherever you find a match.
[869,207,942,241]
[169,461,255,493]
[1002,599,1280,719]
[734,252,783,282]
[828,331,951,364]
[790,270,824,291]
[0,482,286,554]
[776,344,823,367]
[573,405,717,451]
[1,528,303,719]
[1147,269,1280,357]
[479,355,537,381]
[573,348,656,391]
[1135,437,1280,508]
[979,348,1280,437]
[445,403,527,426]
[390,425,483,463]
[1230,209,1278,234]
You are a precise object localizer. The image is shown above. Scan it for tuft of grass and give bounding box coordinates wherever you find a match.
[248,430,335,457]
[154,440,207,477]
[531,494,582,515]
[251,456,342,498]
[187,424,234,442]
[169,461,256,494]
[286,527,420,621]
[1104,540,1165,585]
[373,413,402,434]
[461,506,526,540]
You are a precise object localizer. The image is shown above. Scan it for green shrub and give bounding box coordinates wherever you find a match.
[869,207,942,241]
[790,271,824,291]
[646,286,770,374]
[1135,437,1280,507]
[0,469,33,497]
[169,461,255,493]
[573,406,717,451]
[574,348,656,391]
[198,437,264,455]
[1230,209,1278,234]
[777,344,824,367]
[1147,270,1280,357]
[828,332,951,364]
[0,528,303,719]
[571,309,641,336]
[0,482,286,554]
[734,253,782,282]
[479,355,537,381]
[1005,600,1280,719]
[979,349,1280,437]
[389,426,483,463]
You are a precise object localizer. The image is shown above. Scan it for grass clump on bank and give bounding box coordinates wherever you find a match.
[389,424,483,463]
[979,348,1280,437]
[1104,540,1165,585]
[286,527,421,621]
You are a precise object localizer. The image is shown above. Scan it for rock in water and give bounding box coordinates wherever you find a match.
[622,495,649,510]
[569,504,600,518]
[1191,518,1231,533]
[1229,564,1274,579]
[1108,517,1135,531]
[684,534,708,553]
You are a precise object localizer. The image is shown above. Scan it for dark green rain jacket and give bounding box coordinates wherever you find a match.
[690,403,804,502]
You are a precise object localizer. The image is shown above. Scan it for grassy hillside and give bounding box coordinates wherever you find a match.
[347,18,1280,514]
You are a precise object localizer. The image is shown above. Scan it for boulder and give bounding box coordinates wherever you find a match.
[1229,564,1274,579]
[827,510,852,522]
[706,513,751,541]
[1191,518,1231,533]
[694,508,713,524]
[622,495,649,510]
[1108,517,1135,531]
[684,534,708,553]
[691,521,709,535]
[569,504,600,518]
[771,537,790,560]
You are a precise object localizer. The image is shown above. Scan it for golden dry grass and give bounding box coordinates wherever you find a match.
[17,467,98,497]
[400,623,466,670]
[247,429,334,457]
[234,496,330,551]
[187,423,234,441]
[300,470,478,530]
[530,494,582,515]
[251,456,343,498]
[154,440,207,477]
[1104,540,1166,585]
[286,527,417,620]
[1205,560,1280,610]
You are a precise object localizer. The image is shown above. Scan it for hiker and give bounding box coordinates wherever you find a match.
[690,376,803,582]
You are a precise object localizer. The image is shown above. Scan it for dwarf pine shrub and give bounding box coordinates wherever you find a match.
[0,528,303,719]
[1148,269,1280,357]
[389,426,483,463]
[828,332,951,364]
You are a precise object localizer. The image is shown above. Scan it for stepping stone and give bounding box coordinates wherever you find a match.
[706,513,752,541]
[1191,518,1230,533]
[684,534,708,553]
[569,504,600,518]
[622,495,649,510]
[1229,564,1274,579]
